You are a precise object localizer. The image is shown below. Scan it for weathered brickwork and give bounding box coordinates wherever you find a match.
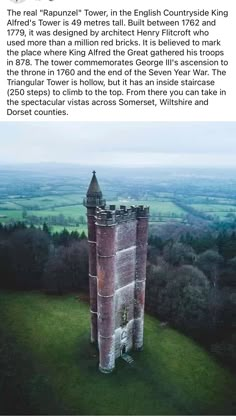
[84,172,149,373]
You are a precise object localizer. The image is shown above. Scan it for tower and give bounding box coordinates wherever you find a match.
[83,171,106,344]
[84,172,149,373]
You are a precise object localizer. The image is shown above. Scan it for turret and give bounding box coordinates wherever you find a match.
[83,171,106,344]
[83,170,106,209]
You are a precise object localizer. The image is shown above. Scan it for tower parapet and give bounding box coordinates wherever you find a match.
[136,205,149,218]
[96,205,148,225]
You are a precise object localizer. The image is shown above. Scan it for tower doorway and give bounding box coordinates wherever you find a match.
[121,344,127,356]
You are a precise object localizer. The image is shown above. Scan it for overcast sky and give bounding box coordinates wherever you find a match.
[0,122,236,168]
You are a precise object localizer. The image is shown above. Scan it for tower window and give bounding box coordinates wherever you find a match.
[120,306,128,327]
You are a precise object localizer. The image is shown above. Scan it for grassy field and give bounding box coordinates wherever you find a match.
[0,291,235,415]
[50,225,86,234]
[28,205,86,218]
[107,200,186,220]
[0,196,187,231]
[0,209,23,222]
[190,204,236,219]
[0,198,236,229]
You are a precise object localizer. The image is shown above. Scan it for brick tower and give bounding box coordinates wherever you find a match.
[83,171,106,344]
[84,172,149,373]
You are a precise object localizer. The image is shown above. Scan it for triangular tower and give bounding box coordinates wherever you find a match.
[84,172,149,373]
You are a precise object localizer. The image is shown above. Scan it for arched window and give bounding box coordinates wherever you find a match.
[120,306,128,327]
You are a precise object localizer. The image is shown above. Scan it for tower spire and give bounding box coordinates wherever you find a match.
[84,171,106,208]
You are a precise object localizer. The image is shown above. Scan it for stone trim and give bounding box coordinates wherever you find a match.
[99,333,115,339]
[97,253,116,258]
[98,293,114,298]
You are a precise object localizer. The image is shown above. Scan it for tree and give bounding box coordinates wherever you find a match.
[9,228,50,290]
[42,222,51,235]
[80,231,87,240]
[146,261,169,317]
[165,265,210,334]
[196,250,224,287]
[219,257,236,289]
[22,209,27,219]
[43,246,68,294]
[43,240,88,294]
[146,261,211,335]
[0,240,11,288]
[163,241,196,266]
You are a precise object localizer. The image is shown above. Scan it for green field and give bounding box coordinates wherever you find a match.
[0,292,235,415]
[0,209,23,222]
[0,201,22,210]
[27,205,86,219]
[192,203,236,212]
[1,188,236,231]
[12,195,83,209]
[147,201,186,216]
[0,200,185,217]
[191,203,236,219]
[50,225,86,235]
[107,200,186,218]
[0,196,187,231]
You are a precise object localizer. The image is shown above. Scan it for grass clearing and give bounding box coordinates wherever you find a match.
[0,195,187,231]
[50,225,87,234]
[13,195,83,209]
[0,209,23,222]
[190,203,236,220]
[0,291,235,415]
[28,205,86,218]
[191,203,236,213]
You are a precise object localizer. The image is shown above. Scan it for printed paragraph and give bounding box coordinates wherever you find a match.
[3,6,234,119]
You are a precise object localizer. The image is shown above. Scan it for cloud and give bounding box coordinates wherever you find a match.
[0,121,236,167]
